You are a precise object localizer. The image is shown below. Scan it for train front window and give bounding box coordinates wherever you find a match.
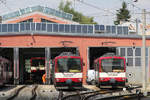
[57,58,81,72]
[31,59,45,67]
[101,58,124,72]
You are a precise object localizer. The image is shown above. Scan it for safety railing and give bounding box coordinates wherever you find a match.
[0,23,129,35]
[2,5,73,21]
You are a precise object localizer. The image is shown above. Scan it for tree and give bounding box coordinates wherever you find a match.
[114,2,131,25]
[59,1,97,24]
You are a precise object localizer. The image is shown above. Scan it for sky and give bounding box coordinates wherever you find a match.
[0,0,150,24]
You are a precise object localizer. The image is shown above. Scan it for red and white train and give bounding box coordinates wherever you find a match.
[29,57,45,83]
[30,57,45,72]
[94,53,127,88]
[52,52,84,90]
[0,57,13,86]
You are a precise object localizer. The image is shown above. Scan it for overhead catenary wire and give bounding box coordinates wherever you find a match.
[119,0,142,10]
[0,0,12,11]
[122,0,150,14]
[75,0,144,23]
[75,0,119,24]
[76,0,116,15]
[0,0,6,4]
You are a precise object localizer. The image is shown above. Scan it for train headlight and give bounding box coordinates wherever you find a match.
[122,78,125,81]
[78,78,82,82]
[56,79,60,82]
[100,78,104,81]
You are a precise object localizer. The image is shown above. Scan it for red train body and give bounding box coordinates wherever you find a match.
[30,57,45,72]
[52,52,84,90]
[94,53,127,88]
[29,57,45,83]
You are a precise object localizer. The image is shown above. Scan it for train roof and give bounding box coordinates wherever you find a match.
[30,57,45,60]
[94,53,125,62]
[55,52,81,59]
[101,53,121,57]
[58,52,79,56]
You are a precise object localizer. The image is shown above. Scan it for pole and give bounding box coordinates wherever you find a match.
[142,9,146,91]
[74,0,75,9]
[135,19,138,34]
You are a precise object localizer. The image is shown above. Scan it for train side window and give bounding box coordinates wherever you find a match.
[94,62,99,71]
[97,62,99,71]
[53,61,58,72]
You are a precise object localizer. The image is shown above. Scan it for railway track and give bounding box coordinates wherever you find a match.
[6,85,27,100]
[6,85,38,100]
[82,90,117,100]
[60,89,116,100]
[35,85,51,100]
[97,92,143,100]
[60,86,142,100]
[30,85,38,100]
[2,85,144,100]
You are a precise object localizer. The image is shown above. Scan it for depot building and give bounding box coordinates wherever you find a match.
[0,5,150,85]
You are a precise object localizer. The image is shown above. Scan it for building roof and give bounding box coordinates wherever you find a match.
[2,5,73,21]
[0,31,144,39]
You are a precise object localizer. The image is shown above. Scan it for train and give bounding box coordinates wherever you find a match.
[52,52,84,90]
[0,51,127,89]
[29,57,45,84]
[94,53,127,88]
[0,57,13,86]
[30,57,45,72]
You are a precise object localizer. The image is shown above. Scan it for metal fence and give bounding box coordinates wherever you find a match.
[94,25,129,35]
[2,5,73,21]
[0,23,129,35]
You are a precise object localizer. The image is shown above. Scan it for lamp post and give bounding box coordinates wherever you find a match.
[142,9,146,92]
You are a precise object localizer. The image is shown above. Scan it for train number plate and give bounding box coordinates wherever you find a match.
[107,73,118,76]
[63,74,74,77]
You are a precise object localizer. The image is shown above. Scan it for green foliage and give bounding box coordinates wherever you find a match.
[115,2,131,25]
[59,1,97,24]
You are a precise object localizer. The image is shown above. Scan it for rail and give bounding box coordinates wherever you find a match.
[6,85,26,100]
[59,85,143,100]
[6,85,38,100]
